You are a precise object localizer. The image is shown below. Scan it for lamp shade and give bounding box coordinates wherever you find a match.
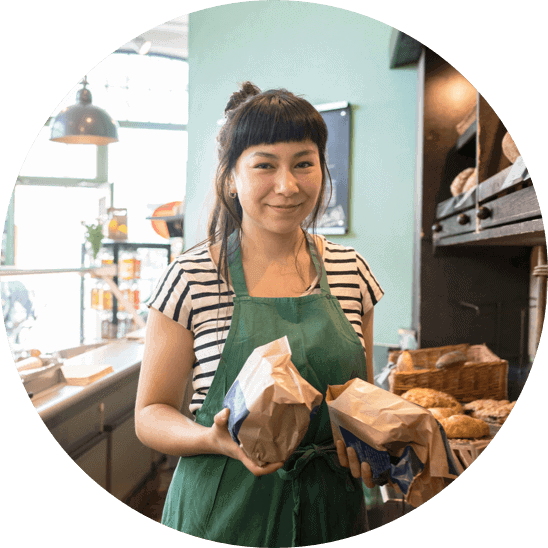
[50,79,119,145]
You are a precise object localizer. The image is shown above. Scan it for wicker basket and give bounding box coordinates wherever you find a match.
[388,344,508,402]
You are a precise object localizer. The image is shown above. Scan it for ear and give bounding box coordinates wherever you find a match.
[228,175,237,194]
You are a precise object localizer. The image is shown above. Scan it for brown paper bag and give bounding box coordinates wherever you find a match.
[223,336,323,466]
[327,378,458,507]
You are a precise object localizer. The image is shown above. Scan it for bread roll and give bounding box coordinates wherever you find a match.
[439,414,490,439]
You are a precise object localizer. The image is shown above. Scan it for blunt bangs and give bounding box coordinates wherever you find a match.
[229,93,327,164]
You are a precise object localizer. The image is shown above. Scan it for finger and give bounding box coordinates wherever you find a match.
[244,458,284,477]
[336,440,349,468]
[347,447,361,479]
[255,461,284,476]
[361,461,375,489]
[214,408,230,425]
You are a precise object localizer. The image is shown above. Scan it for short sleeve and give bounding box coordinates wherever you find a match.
[146,259,194,331]
[356,252,384,316]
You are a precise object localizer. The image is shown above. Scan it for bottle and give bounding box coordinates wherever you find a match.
[100,281,113,311]
[131,280,140,312]
[119,249,136,281]
[100,310,113,339]
[134,249,142,280]
[90,281,100,310]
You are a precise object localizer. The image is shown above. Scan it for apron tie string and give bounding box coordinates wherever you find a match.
[276,443,357,546]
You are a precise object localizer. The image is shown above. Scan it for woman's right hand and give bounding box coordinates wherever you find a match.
[210,408,284,477]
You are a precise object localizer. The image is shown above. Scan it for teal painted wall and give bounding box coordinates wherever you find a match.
[185,1,417,353]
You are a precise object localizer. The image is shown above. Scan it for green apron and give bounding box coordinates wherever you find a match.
[162,232,369,547]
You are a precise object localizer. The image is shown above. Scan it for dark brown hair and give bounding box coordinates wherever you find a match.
[207,81,332,284]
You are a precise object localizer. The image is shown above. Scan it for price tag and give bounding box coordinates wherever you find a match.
[500,156,528,191]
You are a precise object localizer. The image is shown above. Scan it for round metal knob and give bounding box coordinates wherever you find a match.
[476,206,491,220]
[457,213,470,225]
[432,222,442,233]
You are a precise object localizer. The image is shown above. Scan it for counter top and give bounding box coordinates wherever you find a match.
[33,339,145,423]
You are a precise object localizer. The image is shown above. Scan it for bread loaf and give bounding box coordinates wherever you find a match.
[439,414,490,439]
[502,132,520,163]
[428,407,459,421]
[16,357,43,372]
[450,167,475,197]
[435,351,467,370]
[463,399,515,424]
[401,388,463,414]
[462,167,478,193]
[396,351,414,372]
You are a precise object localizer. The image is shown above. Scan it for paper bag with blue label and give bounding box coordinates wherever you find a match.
[326,378,459,507]
[223,336,323,466]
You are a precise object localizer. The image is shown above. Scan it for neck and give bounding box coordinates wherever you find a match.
[240,226,307,265]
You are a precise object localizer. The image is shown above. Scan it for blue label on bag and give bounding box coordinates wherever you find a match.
[339,426,391,479]
[222,380,250,444]
[390,445,425,494]
[339,426,426,494]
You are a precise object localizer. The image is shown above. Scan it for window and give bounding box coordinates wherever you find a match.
[2,52,188,354]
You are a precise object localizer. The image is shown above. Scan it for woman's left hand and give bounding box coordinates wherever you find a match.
[335,440,375,488]
[336,440,402,492]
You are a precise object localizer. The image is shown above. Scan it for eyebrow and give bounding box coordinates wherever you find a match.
[249,149,317,160]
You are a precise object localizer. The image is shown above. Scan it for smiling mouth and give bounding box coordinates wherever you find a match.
[269,204,301,210]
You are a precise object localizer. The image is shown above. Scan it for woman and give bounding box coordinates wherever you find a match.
[136,82,384,546]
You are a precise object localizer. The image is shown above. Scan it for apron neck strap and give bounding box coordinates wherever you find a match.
[227,230,248,297]
[227,230,331,297]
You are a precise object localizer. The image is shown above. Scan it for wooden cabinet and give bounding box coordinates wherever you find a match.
[411,47,545,400]
[73,434,109,491]
[47,368,164,504]
[107,412,154,501]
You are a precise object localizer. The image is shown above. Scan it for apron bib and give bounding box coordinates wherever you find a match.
[162,232,369,547]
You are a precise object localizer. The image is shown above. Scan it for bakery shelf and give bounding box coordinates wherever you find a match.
[434,218,545,247]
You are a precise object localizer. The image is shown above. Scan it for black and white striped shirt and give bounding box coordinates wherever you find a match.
[147,234,384,415]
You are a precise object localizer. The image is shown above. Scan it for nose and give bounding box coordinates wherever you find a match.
[274,168,299,196]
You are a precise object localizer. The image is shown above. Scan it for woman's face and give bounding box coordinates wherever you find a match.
[230,140,323,238]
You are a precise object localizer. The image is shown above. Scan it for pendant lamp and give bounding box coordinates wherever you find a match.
[50,77,119,145]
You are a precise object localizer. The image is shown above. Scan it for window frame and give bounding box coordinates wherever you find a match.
[3,52,188,266]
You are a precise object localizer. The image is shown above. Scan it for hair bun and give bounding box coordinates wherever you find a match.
[224,81,261,114]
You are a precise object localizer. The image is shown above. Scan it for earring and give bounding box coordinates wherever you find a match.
[229,191,237,199]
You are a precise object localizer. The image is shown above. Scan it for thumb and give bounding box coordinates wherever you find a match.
[214,407,230,425]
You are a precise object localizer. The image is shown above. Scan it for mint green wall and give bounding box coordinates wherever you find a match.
[185,1,417,351]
